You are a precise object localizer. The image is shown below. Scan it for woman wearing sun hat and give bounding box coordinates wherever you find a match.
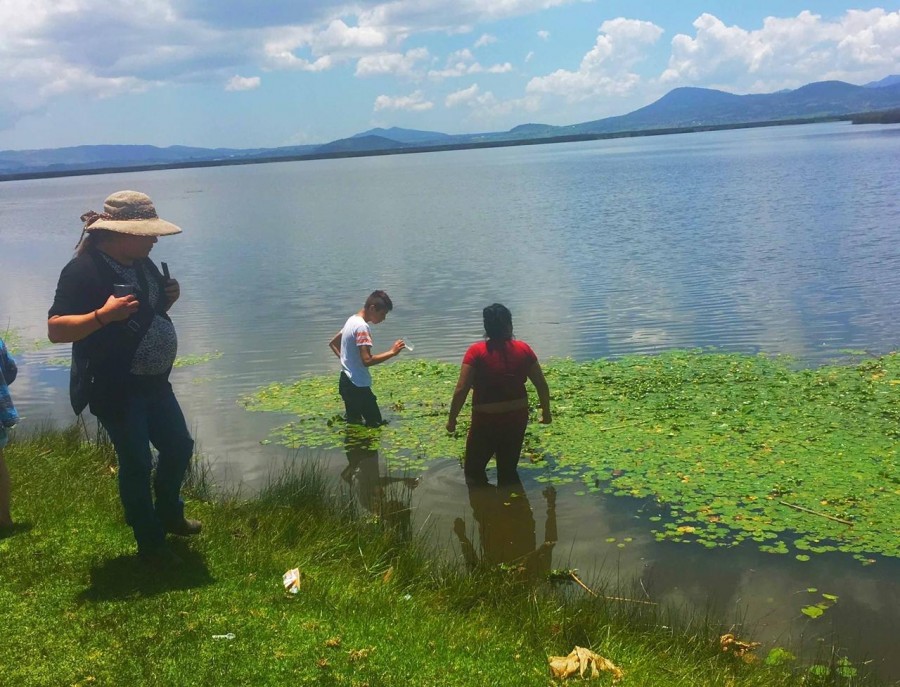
[47,190,199,567]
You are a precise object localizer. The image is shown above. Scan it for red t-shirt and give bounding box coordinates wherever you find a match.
[462,339,538,405]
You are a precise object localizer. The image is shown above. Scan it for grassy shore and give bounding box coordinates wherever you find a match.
[0,427,881,686]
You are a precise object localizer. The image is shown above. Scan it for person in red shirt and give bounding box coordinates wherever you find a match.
[446,303,551,484]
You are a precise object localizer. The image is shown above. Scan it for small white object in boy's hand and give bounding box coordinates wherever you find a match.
[402,338,414,352]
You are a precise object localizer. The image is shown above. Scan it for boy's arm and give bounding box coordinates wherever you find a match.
[358,340,404,367]
[329,331,342,358]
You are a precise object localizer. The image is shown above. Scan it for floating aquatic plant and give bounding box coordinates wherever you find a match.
[801,591,838,619]
[242,351,899,560]
[0,328,47,355]
[173,351,224,367]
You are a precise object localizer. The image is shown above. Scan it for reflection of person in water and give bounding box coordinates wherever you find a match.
[341,428,418,539]
[453,477,557,578]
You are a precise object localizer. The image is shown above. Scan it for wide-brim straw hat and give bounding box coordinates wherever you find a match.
[81,190,182,236]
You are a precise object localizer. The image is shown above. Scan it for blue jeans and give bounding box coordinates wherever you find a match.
[98,385,194,553]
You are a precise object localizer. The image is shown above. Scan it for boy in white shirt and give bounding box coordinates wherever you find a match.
[329,290,405,427]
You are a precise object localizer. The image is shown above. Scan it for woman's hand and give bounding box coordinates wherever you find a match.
[446,417,457,433]
[540,408,552,424]
[99,294,139,322]
[164,279,180,308]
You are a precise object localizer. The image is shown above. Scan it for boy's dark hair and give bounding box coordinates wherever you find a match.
[483,303,513,341]
[365,290,393,313]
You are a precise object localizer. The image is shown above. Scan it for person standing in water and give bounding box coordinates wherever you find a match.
[329,290,405,427]
[447,303,551,484]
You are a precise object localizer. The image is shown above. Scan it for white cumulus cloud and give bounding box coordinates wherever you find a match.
[266,51,333,72]
[445,83,481,107]
[537,30,550,41]
[444,82,540,120]
[263,19,390,71]
[429,48,514,79]
[373,90,433,111]
[313,19,389,53]
[0,0,219,127]
[527,18,664,102]
[355,47,430,77]
[474,33,497,48]
[660,9,900,91]
[357,0,582,35]
[225,75,260,91]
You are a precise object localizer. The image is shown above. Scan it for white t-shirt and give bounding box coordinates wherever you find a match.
[340,314,373,387]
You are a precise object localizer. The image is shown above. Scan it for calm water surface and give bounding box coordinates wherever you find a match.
[1,122,899,678]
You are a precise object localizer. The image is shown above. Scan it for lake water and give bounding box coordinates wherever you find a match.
[2,121,899,679]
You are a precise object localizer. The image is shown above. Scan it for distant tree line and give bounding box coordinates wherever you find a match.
[851,108,900,124]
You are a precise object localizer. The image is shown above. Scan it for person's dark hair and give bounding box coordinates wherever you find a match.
[483,303,513,342]
[365,290,393,313]
[75,230,116,257]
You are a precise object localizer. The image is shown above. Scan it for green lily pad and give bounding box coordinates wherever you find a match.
[801,605,824,619]
[242,351,900,560]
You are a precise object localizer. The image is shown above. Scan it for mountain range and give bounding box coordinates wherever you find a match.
[2,77,899,179]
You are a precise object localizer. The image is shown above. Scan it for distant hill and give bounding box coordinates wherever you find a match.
[864,74,900,88]
[3,75,900,179]
[0,143,256,170]
[508,123,558,136]
[350,127,452,145]
[560,80,900,135]
[0,143,264,175]
[314,135,409,155]
[242,144,319,159]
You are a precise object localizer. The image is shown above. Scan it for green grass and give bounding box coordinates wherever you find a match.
[0,428,882,686]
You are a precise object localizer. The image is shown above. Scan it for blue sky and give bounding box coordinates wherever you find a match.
[1,1,898,150]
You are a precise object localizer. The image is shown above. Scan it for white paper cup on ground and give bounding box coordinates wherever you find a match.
[282,568,301,594]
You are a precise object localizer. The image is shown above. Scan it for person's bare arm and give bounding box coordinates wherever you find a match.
[47,295,139,344]
[447,363,475,432]
[527,361,552,424]
[329,331,342,358]
[358,340,404,367]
